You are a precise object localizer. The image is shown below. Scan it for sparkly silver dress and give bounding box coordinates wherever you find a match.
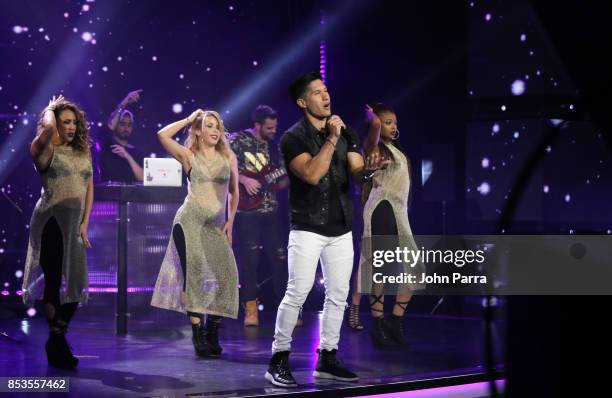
[358,142,424,294]
[22,145,93,306]
[151,151,239,318]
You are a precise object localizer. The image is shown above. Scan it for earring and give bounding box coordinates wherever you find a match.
[392,129,400,140]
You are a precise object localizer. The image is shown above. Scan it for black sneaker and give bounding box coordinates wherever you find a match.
[313,349,358,382]
[265,351,298,388]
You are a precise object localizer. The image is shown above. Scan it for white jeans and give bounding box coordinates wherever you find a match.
[272,230,354,353]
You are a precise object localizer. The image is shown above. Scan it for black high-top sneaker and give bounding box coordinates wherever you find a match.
[313,349,358,381]
[45,330,79,369]
[265,351,298,388]
[191,322,213,357]
[205,316,222,357]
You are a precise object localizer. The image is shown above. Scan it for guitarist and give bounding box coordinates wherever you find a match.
[229,105,289,327]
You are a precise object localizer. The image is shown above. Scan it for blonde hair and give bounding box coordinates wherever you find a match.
[184,110,232,159]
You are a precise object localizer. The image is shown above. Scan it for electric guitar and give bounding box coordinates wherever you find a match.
[238,164,286,210]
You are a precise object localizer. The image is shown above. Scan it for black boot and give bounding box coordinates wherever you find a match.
[386,301,409,347]
[191,322,214,357]
[265,351,297,388]
[206,315,222,357]
[313,349,358,381]
[45,303,78,369]
[369,295,397,348]
[371,316,398,348]
[45,323,79,369]
[385,314,408,347]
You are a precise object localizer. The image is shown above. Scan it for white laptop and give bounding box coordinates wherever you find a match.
[143,157,182,187]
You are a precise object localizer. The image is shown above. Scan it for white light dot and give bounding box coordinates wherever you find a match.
[81,32,93,42]
[501,105,506,111]
[511,79,526,96]
[492,123,500,134]
[38,27,44,32]
[545,145,552,153]
[73,27,78,33]
[477,182,491,195]
[117,56,122,61]
[543,185,549,193]
[513,131,519,139]
[607,230,611,235]
[97,122,103,127]
[206,67,211,72]
[152,56,157,61]
[87,70,92,75]
[27,308,37,317]
[91,38,96,45]
[520,33,527,42]
[252,60,258,66]
[102,66,108,72]
[44,35,50,41]
[258,304,264,311]
[82,4,90,12]
[481,158,490,168]
[3,282,8,288]
[64,12,69,18]
[229,5,234,10]
[569,104,574,110]
[22,119,29,125]
[485,13,492,21]
[172,103,183,114]
[13,26,24,34]
[0,248,4,254]
[564,194,571,203]
[179,74,184,79]
[15,270,23,278]
[550,119,563,126]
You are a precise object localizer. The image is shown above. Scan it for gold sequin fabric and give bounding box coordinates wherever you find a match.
[358,142,424,294]
[22,145,93,306]
[151,152,239,318]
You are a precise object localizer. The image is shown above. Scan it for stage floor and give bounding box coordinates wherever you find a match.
[0,309,504,397]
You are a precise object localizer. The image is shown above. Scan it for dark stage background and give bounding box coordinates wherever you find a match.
[0,0,610,334]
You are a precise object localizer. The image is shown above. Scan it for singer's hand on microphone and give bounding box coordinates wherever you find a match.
[327,115,346,138]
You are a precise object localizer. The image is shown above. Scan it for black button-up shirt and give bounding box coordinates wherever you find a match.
[280,117,361,236]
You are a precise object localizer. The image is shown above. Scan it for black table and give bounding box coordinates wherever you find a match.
[94,185,187,335]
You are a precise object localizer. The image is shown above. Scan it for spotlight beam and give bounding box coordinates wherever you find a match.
[218,0,361,123]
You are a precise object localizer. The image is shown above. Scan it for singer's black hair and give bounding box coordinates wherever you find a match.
[289,71,323,102]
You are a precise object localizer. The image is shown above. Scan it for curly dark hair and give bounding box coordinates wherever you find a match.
[38,99,91,152]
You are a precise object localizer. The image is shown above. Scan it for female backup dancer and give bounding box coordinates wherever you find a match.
[22,95,94,368]
[151,109,240,358]
[350,103,421,348]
